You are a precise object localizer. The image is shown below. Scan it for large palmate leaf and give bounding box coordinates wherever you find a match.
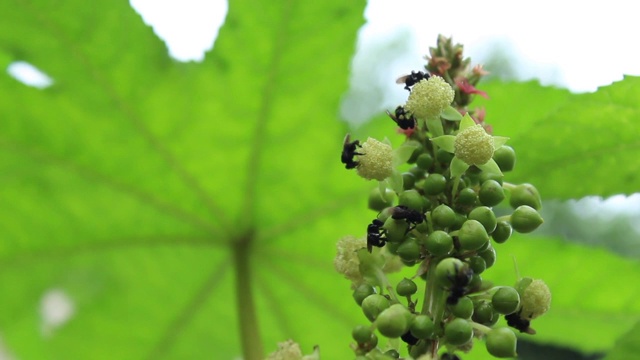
[476,78,640,200]
[0,0,368,359]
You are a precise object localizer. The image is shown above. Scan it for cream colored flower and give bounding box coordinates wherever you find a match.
[356,137,393,181]
[404,76,455,119]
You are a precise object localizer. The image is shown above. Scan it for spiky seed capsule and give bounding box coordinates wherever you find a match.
[356,137,394,181]
[404,76,455,119]
[455,124,494,165]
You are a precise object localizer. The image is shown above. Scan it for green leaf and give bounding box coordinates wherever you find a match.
[0,0,367,359]
[603,320,640,360]
[476,78,640,199]
[483,234,640,353]
[441,105,463,121]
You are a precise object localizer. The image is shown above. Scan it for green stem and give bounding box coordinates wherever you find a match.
[496,215,511,222]
[233,237,263,360]
[374,268,400,303]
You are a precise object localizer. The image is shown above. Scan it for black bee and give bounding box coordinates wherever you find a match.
[400,330,419,345]
[396,70,431,91]
[366,219,387,253]
[386,106,416,130]
[445,263,474,306]
[391,205,425,233]
[505,310,536,335]
[341,134,363,170]
[441,353,461,360]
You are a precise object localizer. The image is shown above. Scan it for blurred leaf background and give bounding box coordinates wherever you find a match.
[1,1,639,360]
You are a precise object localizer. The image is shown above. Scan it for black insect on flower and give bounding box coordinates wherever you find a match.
[400,330,419,345]
[396,70,431,91]
[366,219,387,253]
[505,310,536,335]
[386,105,416,130]
[391,205,425,233]
[445,263,474,306]
[341,133,363,170]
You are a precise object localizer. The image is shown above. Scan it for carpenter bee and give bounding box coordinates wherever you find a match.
[341,133,363,170]
[445,263,474,306]
[386,106,416,130]
[391,205,425,233]
[505,310,536,334]
[366,219,387,252]
[396,70,431,91]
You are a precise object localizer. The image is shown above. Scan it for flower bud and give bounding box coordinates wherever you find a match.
[424,230,453,256]
[468,206,497,233]
[416,153,434,170]
[485,327,518,358]
[492,287,521,315]
[492,221,512,244]
[444,318,473,346]
[509,183,542,210]
[353,284,376,306]
[493,145,516,172]
[396,237,421,262]
[402,172,416,190]
[478,244,496,268]
[467,255,487,274]
[423,173,447,195]
[383,217,408,243]
[396,278,418,297]
[458,219,490,251]
[472,301,497,325]
[352,325,373,344]
[410,315,436,339]
[368,187,395,212]
[435,258,465,287]
[449,296,474,319]
[356,137,394,181]
[398,189,425,212]
[432,204,456,228]
[375,304,411,338]
[478,179,505,206]
[361,294,390,322]
[404,76,455,119]
[510,205,544,233]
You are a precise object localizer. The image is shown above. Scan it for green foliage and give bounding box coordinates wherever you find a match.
[1,0,639,359]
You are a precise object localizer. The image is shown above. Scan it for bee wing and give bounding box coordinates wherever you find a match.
[343,133,351,145]
[396,74,409,84]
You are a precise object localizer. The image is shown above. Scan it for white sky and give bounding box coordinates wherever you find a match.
[129,0,640,93]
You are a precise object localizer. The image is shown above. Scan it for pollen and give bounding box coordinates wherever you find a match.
[356,137,393,181]
[454,124,494,166]
[404,76,455,119]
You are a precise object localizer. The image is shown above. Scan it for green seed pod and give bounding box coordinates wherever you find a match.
[352,324,373,344]
[492,287,521,315]
[401,258,417,267]
[398,189,425,212]
[493,145,516,172]
[416,153,434,170]
[432,204,456,228]
[375,304,411,338]
[366,332,379,349]
[384,349,400,359]
[423,173,447,196]
[486,327,518,358]
[396,278,418,297]
[444,318,473,346]
[396,238,421,262]
[410,315,435,339]
[478,244,497,268]
[472,301,494,324]
[509,183,542,210]
[479,171,504,186]
[455,187,478,206]
[450,212,467,231]
[383,217,408,243]
[478,179,505,207]
[402,172,416,191]
[436,148,454,164]
[408,166,426,181]
[467,255,487,274]
[458,219,490,251]
[415,219,430,233]
[492,221,512,244]
[468,206,497,233]
[361,294,390,322]
[510,205,544,233]
[435,257,465,287]
[353,284,376,306]
[469,273,482,290]
[385,241,400,255]
[407,145,424,164]
[368,187,395,212]
[449,296,474,319]
[425,230,453,256]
